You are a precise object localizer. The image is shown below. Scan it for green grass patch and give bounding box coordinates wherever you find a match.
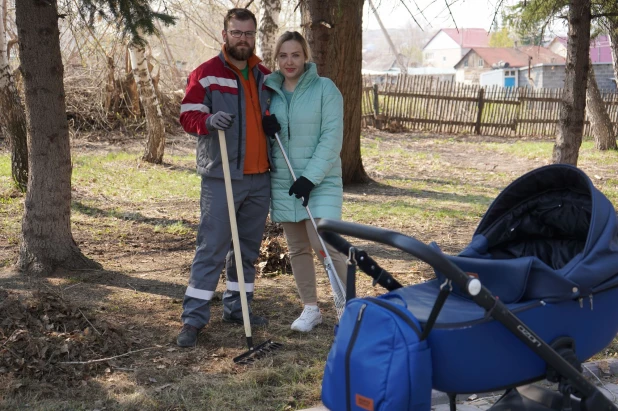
[480,140,553,159]
[153,220,193,236]
[72,152,200,201]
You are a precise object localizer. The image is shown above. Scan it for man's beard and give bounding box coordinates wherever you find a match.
[226,39,254,61]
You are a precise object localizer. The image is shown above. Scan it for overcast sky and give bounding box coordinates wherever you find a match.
[363,0,569,35]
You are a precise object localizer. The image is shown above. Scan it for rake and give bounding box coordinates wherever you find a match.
[273,131,347,319]
[217,130,283,364]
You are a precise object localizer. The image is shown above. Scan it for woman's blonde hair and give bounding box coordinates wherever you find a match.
[274,31,312,62]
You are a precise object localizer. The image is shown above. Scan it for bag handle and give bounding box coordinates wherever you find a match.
[380,293,408,308]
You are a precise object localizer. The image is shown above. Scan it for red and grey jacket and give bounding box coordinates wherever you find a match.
[179,51,272,179]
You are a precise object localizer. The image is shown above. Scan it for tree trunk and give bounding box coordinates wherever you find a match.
[0,0,28,192]
[257,0,281,71]
[586,61,616,150]
[301,0,368,184]
[16,0,100,274]
[607,18,618,91]
[553,0,591,165]
[128,42,166,164]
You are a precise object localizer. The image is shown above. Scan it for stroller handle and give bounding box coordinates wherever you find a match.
[317,219,483,299]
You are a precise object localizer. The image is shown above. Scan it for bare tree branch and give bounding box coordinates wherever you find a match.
[398,0,424,30]
[591,12,618,19]
[71,0,110,60]
[489,0,507,31]
[444,0,458,30]
[167,2,220,44]
[294,0,306,14]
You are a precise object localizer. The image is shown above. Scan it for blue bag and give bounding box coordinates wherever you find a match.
[321,295,432,411]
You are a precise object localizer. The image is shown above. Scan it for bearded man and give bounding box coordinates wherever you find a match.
[177,8,273,347]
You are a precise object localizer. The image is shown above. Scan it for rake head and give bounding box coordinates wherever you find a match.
[233,339,283,365]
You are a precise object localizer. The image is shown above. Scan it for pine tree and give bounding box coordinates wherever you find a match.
[16,0,174,275]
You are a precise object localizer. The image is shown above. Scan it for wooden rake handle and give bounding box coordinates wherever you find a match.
[217,130,253,347]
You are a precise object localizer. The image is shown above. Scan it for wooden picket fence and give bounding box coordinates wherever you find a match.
[361,75,618,137]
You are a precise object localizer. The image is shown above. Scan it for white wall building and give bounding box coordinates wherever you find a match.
[422,28,491,69]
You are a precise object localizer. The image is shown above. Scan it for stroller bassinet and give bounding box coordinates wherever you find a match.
[318,164,618,411]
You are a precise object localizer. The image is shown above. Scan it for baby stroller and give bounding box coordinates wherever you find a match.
[318,164,618,411]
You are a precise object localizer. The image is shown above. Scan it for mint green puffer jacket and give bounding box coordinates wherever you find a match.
[265,63,344,223]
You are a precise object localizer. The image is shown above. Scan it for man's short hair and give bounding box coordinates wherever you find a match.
[224,8,257,30]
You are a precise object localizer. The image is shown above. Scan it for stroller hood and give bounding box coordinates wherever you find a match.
[462,164,618,297]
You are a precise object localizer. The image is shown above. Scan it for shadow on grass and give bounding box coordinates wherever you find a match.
[72,201,198,232]
[344,179,495,207]
[159,161,198,175]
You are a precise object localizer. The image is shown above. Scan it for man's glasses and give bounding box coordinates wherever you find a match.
[227,30,256,38]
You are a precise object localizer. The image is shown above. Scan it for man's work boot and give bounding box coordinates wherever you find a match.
[176,324,200,347]
[222,313,269,326]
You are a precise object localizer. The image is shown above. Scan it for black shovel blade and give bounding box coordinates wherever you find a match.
[233,340,283,365]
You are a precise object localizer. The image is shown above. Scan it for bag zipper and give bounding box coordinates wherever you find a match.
[346,303,366,411]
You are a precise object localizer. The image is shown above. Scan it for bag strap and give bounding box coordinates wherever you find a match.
[346,247,357,302]
[420,279,452,340]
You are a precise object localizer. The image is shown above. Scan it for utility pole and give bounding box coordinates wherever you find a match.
[368,0,407,74]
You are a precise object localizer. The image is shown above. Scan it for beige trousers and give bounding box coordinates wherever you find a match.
[282,219,348,305]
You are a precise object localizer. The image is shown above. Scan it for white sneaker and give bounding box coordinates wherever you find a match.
[291,306,322,332]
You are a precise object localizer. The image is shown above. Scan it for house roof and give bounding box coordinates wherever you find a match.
[549,35,612,63]
[454,46,565,69]
[423,28,490,50]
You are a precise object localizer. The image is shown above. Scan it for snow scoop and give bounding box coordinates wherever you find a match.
[217,130,282,364]
[273,131,347,319]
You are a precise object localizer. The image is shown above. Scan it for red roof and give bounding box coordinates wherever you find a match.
[440,28,491,48]
[550,35,613,63]
[455,46,565,68]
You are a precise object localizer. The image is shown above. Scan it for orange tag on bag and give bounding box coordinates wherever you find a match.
[355,394,374,411]
[466,272,479,279]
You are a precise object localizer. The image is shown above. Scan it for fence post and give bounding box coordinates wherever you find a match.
[373,83,381,129]
[475,88,485,135]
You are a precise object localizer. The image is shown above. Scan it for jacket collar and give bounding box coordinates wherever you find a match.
[265,62,318,92]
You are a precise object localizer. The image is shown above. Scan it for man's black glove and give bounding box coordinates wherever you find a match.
[262,114,281,137]
[289,176,315,207]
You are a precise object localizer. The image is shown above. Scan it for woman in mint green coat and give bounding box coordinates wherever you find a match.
[262,31,347,332]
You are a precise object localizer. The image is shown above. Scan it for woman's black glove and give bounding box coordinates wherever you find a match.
[289,176,315,207]
[262,114,281,137]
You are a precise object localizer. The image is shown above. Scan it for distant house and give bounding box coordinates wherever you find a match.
[548,35,613,63]
[517,63,616,90]
[362,58,456,83]
[546,35,616,89]
[422,28,490,69]
[454,46,565,86]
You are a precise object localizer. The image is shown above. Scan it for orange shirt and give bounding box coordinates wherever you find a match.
[223,47,270,174]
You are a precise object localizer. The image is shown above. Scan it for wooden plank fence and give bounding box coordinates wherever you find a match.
[361,75,618,137]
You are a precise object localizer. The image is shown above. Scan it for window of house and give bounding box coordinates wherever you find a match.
[478,59,484,67]
[464,59,468,68]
